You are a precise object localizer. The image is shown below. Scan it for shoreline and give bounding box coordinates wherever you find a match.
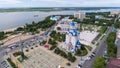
[0,26,24,32]
[2,27,17,32]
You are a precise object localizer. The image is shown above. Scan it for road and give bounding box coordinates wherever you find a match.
[82,25,113,68]
[82,14,118,68]
[0,20,58,68]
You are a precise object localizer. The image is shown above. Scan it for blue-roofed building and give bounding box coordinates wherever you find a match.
[50,16,61,21]
[63,21,81,52]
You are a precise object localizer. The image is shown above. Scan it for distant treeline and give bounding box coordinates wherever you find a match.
[0,7,120,12]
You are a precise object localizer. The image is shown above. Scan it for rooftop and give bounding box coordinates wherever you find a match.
[79,30,99,45]
[107,58,120,68]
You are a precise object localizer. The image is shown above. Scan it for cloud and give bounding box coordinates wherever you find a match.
[0,0,22,4]
[0,0,120,8]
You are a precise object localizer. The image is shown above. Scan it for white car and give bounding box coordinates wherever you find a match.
[86,57,91,60]
[76,65,81,68]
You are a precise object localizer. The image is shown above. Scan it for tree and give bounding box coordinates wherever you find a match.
[54,48,61,54]
[67,52,76,62]
[107,32,117,57]
[57,27,61,30]
[94,56,105,68]
[0,31,6,40]
[16,27,24,31]
[75,49,81,56]
[60,51,67,58]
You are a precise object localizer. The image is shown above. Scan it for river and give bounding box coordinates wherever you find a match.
[0,8,120,31]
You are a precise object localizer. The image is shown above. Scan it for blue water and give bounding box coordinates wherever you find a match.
[0,9,120,31]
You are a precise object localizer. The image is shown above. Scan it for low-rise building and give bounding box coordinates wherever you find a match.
[55,17,73,33]
[107,58,120,68]
[79,30,99,45]
[115,29,120,46]
[50,16,61,21]
[115,29,120,58]
[110,12,120,15]
[95,15,104,19]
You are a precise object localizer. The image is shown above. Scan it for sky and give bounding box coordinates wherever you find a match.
[0,0,120,8]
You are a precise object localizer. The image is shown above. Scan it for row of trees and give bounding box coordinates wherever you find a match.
[107,32,117,57]
[75,17,114,26]
[54,48,76,62]
[74,12,115,26]
[15,16,56,34]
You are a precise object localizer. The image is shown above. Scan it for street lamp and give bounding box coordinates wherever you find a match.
[20,42,25,61]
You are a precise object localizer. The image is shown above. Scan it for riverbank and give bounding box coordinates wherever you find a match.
[2,27,17,32]
[2,30,45,46]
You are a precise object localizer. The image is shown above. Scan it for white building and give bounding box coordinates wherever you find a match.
[95,15,104,19]
[55,17,73,32]
[79,30,99,45]
[115,29,120,46]
[74,12,86,20]
[50,16,61,21]
[63,22,81,52]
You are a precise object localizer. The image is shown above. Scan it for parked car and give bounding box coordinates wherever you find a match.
[103,50,108,59]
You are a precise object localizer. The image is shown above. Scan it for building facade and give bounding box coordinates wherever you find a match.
[74,12,86,20]
[63,22,81,52]
[55,17,73,33]
[115,29,120,46]
[50,16,61,21]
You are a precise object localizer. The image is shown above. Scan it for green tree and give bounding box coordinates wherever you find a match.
[0,31,6,40]
[94,56,105,68]
[107,32,117,57]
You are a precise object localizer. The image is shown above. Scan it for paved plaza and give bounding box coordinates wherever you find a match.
[21,47,64,68]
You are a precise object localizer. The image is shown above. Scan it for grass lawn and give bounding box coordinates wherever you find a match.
[18,55,28,63]
[7,58,17,68]
[98,26,108,34]
[13,51,22,57]
[85,45,92,51]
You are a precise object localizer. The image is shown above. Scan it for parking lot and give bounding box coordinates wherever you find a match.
[7,35,46,52]
[0,59,12,68]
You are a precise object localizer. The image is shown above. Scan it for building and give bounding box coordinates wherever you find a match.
[107,58,120,68]
[115,29,120,46]
[95,15,104,19]
[74,12,86,20]
[50,16,61,21]
[63,22,81,52]
[79,30,99,45]
[110,12,120,15]
[115,29,120,58]
[55,17,73,33]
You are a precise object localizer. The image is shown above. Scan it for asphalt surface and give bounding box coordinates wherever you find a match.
[82,16,118,68]
[82,25,113,68]
[0,20,57,68]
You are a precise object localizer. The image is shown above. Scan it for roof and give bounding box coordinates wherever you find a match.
[76,41,81,46]
[107,58,120,68]
[117,40,120,58]
[67,29,79,36]
[71,22,76,26]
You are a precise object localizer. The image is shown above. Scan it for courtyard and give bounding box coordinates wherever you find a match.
[21,46,65,68]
